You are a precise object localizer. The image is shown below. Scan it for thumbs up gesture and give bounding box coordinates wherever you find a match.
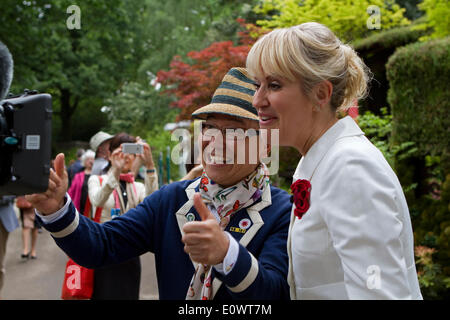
[25,153,68,215]
[182,193,230,265]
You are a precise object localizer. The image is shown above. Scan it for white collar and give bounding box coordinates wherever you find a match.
[293,116,364,181]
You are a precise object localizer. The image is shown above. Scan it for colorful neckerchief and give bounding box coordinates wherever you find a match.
[186,163,270,300]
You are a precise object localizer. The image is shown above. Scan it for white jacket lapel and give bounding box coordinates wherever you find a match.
[175,179,199,238]
[293,116,364,181]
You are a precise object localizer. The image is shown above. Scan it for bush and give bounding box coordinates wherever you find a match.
[386,37,450,299]
[353,23,430,115]
[386,37,450,172]
[353,22,429,53]
[412,174,450,299]
[415,245,450,299]
[357,107,417,170]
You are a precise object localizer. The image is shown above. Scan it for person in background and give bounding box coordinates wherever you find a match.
[68,150,95,214]
[90,131,113,176]
[16,196,40,260]
[67,148,85,187]
[0,196,19,298]
[87,133,158,299]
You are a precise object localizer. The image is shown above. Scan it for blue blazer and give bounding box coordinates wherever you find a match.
[0,196,19,233]
[37,178,292,300]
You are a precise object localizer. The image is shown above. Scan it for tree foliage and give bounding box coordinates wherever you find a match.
[135,0,234,82]
[414,0,450,40]
[253,0,410,41]
[105,81,177,137]
[1,0,254,141]
[156,39,250,121]
[0,0,149,141]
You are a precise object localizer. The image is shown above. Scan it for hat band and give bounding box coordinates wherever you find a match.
[218,81,255,96]
[228,68,257,86]
[210,95,258,116]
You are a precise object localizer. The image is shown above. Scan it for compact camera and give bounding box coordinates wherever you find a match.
[122,143,143,154]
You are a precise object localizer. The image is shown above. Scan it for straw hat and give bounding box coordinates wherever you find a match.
[191,67,259,121]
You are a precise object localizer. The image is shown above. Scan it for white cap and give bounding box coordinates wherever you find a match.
[89,131,113,153]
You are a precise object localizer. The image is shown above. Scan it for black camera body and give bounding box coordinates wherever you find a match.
[0,90,52,195]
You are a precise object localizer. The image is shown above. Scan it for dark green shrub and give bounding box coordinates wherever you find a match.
[353,23,430,114]
[386,37,450,166]
[386,37,450,299]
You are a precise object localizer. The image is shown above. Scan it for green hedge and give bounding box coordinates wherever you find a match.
[352,23,430,115]
[353,22,429,55]
[386,37,450,299]
[386,37,450,172]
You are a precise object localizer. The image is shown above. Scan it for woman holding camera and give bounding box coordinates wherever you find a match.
[88,132,158,300]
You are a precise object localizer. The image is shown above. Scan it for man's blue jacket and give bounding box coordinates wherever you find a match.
[38,178,292,300]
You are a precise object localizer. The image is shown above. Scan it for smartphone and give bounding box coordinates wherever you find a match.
[122,143,143,154]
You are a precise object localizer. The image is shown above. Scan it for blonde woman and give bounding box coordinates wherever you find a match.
[247,22,422,300]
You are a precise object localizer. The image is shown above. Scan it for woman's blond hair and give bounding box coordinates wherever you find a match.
[247,22,371,112]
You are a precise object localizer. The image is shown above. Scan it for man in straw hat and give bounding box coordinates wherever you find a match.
[26,67,291,300]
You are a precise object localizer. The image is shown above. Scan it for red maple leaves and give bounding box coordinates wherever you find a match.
[157,19,266,121]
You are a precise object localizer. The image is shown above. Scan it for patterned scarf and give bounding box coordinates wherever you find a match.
[186,163,270,300]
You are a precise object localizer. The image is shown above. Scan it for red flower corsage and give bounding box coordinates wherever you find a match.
[290,179,311,219]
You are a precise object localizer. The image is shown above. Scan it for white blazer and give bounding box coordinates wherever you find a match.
[287,116,422,300]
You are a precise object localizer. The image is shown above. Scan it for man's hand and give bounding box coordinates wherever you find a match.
[25,153,68,215]
[182,193,230,265]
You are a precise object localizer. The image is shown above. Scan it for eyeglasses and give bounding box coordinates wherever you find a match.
[201,122,259,141]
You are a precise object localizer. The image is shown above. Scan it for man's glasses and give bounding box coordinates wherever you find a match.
[201,122,259,141]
